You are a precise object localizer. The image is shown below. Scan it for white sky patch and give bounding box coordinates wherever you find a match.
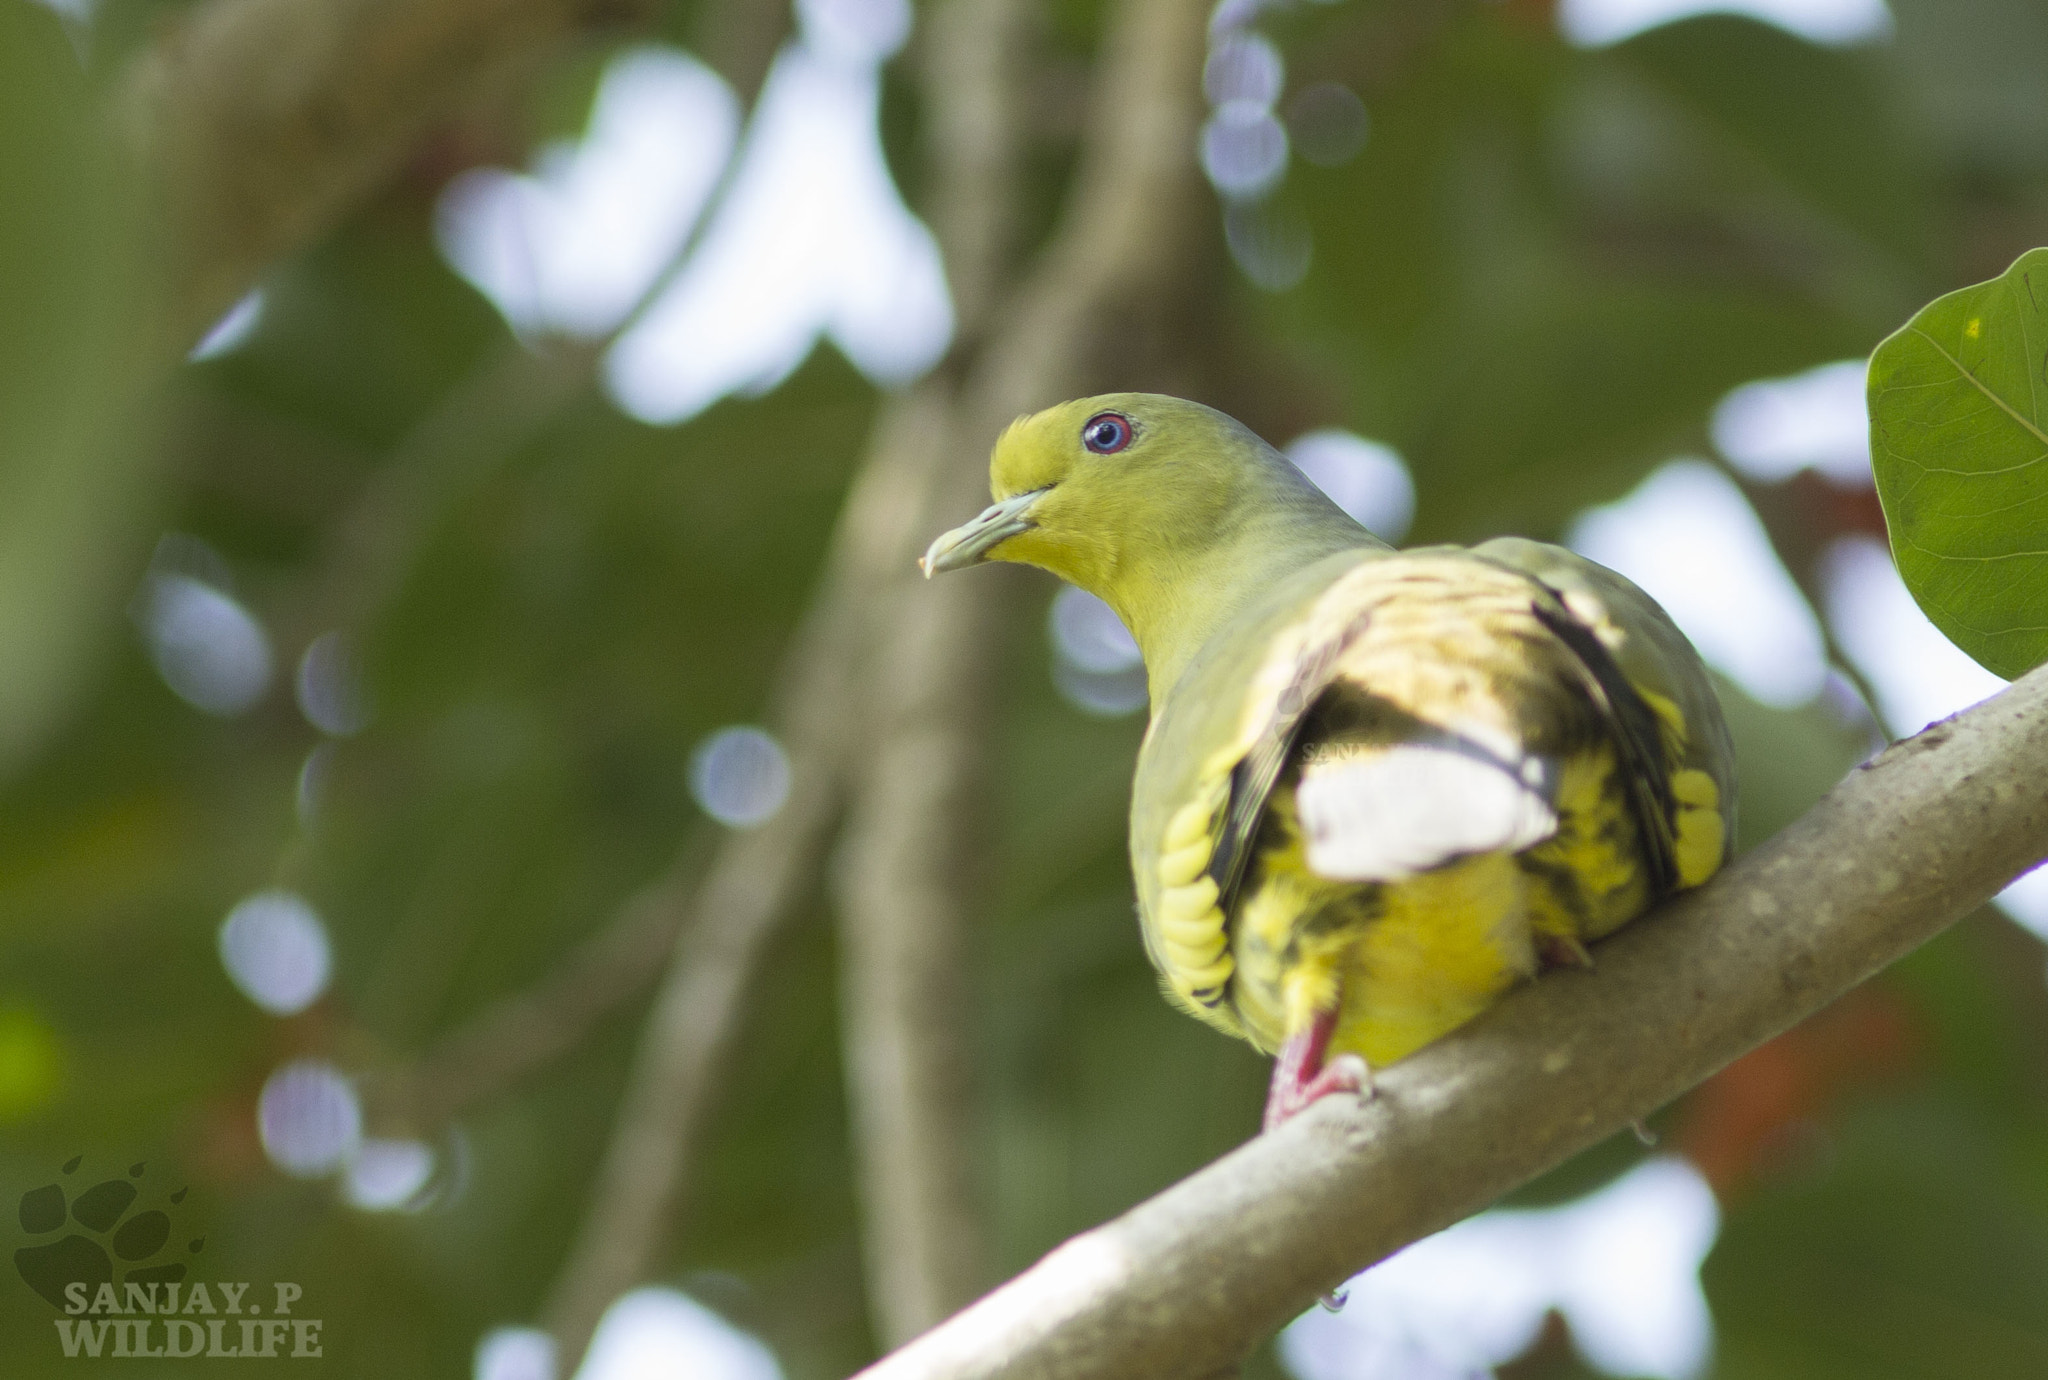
[1713,359,1873,485]
[1817,538,2046,944]
[438,48,738,339]
[1997,864,2048,946]
[1557,0,1892,47]
[1820,536,2006,736]
[573,1289,783,1380]
[1569,460,1827,709]
[604,0,952,424]
[1708,362,2048,940]
[1283,1157,1719,1380]
[1286,430,1415,543]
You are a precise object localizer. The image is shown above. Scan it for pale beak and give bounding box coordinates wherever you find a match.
[919,488,1049,577]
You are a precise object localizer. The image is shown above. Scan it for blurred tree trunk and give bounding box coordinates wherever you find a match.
[833,0,1212,1345]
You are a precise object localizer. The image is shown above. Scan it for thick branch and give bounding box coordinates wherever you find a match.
[854,666,2048,1380]
[832,0,1210,1346]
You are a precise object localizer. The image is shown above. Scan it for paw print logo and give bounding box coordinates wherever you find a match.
[13,1156,204,1311]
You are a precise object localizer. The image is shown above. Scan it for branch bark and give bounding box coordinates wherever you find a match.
[851,666,2048,1380]
[832,0,1211,1346]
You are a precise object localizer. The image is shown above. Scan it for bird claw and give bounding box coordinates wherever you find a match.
[1537,932,1595,969]
[1263,1052,1373,1132]
[1312,1054,1373,1102]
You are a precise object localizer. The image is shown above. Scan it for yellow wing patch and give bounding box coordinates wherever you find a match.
[1633,686,1691,764]
[1521,747,1650,944]
[1154,776,1234,1013]
[1631,685,1724,889]
[1671,767,1723,887]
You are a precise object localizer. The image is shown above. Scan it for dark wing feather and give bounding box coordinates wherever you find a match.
[1205,607,1374,912]
[1529,593,1680,896]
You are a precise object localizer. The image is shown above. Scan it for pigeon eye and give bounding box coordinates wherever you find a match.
[1081,412,1133,454]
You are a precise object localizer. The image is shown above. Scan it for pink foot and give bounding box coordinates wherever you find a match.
[1263,1010,1373,1133]
[1536,932,1595,970]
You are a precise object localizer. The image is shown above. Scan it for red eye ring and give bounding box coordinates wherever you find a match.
[1081,412,1134,454]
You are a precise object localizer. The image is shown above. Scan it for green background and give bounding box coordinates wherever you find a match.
[4,0,2048,1375]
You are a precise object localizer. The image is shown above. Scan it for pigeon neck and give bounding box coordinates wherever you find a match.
[1112,509,1371,708]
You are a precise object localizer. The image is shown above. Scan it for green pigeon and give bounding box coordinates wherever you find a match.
[924,394,1734,1129]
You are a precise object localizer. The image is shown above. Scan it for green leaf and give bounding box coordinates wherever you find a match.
[1869,246,2048,680]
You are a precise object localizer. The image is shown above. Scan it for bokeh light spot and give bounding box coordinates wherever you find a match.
[189,289,265,361]
[1049,587,1147,717]
[477,1328,557,1380]
[1286,430,1414,542]
[1049,586,1141,674]
[136,551,273,718]
[604,7,951,424]
[296,741,336,829]
[579,1288,785,1380]
[218,890,333,1016]
[689,727,792,828]
[257,1060,362,1178]
[345,1138,438,1212]
[1204,30,1284,108]
[1996,863,2048,953]
[297,630,371,736]
[1202,100,1290,200]
[438,48,738,339]
[798,0,912,65]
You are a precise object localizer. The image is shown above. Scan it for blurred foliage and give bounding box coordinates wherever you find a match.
[3,0,2048,1377]
[1870,245,2048,680]
[0,1,152,780]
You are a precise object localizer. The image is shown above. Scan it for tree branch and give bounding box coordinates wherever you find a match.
[827,0,1031,1347]
[538,0,1208,1355]
[851,666,2048,1380]
[536,380,959,1366]
[832,0,1211,1346]
[359,836,702,1128]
